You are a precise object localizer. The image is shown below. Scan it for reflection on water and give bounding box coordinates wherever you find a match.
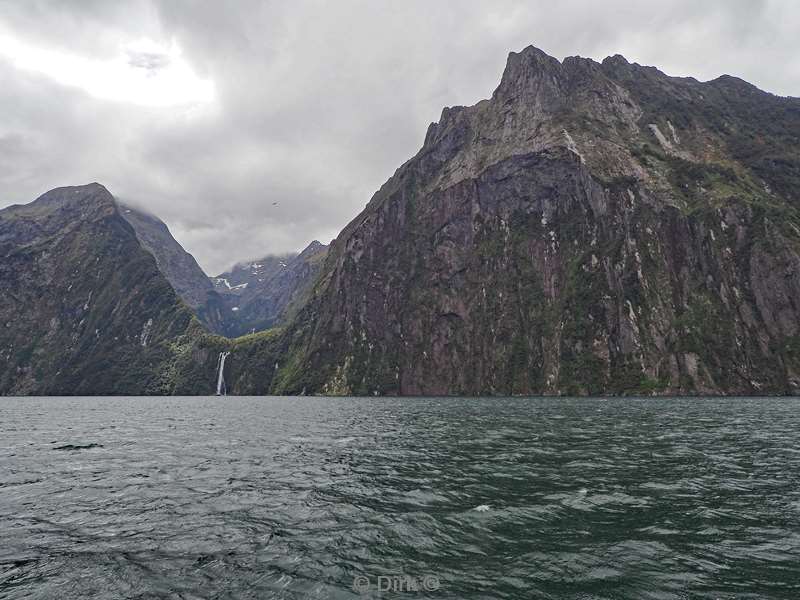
[1,396,799,599]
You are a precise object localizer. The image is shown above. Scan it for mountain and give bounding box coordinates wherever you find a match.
[3,46,800,397]
[261,46,800,396]
[0,183,214,394]
[211,240,328,337]
[118,203,229,335]
[0,183,325,395]
[118,203,325,338]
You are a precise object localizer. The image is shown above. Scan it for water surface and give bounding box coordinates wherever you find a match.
[1,396,799,598]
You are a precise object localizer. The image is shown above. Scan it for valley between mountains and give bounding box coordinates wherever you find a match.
[2,45,799,396]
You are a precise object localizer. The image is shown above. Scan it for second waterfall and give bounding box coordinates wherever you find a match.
[215,351,231,396]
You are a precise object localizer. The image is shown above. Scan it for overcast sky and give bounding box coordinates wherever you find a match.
[0,1,798,274]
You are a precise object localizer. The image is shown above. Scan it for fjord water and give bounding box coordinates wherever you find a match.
[1,397,799,599]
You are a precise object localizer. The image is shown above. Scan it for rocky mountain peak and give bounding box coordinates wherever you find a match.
[0,183,118,248]
[492,45,565,104]
[416,46,646,193]
[708,73,764,96]
[493,47,619,103]
[298,239,328,259]
[19,182,114,215]
[602,53,631,68]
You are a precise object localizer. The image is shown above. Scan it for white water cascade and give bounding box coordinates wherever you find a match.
[215,351,230,396]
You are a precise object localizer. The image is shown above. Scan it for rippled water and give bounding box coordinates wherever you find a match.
[1,397,800,599]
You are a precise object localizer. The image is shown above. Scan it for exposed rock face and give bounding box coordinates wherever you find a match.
[212,240,328,337]
[270,46,800,396]
[119,203,229,335]
[0,184,203,395]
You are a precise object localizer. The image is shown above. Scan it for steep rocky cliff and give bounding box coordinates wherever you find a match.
[268,46,800,396]
[0,184,206,394]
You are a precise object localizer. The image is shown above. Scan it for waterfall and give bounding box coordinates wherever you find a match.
[215,351,230,396]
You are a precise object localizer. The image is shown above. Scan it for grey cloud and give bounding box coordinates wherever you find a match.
[1,0,799,274]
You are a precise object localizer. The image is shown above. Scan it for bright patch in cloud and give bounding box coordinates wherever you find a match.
[0,33,214,107]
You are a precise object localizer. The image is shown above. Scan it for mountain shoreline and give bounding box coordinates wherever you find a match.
[2,45,799,396]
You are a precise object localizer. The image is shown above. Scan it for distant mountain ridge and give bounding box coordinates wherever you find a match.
[211,240,328,337]
[115,201,325,338]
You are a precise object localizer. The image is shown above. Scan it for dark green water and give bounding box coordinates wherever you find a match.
[1,397,799,599]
